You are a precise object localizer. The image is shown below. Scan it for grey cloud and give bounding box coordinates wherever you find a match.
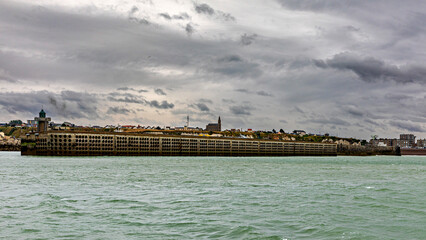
[315,53,426,84]
[108,92,174,109]
[293,107,305,114]
[159,12,190,21]
[185,23,195,35]
[309,117,350,126]
[218,55,243,63]
[107,92,146,104]
[194,3,235,21]
[235,89,249,93]
[194,3,215,15]
[0,69,16,82]
[241,33,257,46]
[128,6,150,25]
[211,55,262,78]
[234,89,272,97]
[0,90,99,119]
[279,119,288,123]
[159,13,171,20]
[199,98,213,103]
[222,99,235,103]
[345,106,364,117]
[107,107,134,115]
[390,120,425,132]
[173,13,190,20]
[195,103,210,112]
[117,87,148,93]
[154,88,167,95]
[147,100,174,109]
[384,93,412,101]
[364,119,381,127]
[230,105,254,115]
[256,91,273,97]
[220,12,235,21]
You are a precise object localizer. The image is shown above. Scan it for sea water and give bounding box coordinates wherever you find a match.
[0,152,425,239]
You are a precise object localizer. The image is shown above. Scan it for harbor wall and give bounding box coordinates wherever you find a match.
[337,144,398,156]
[21,132,337,157]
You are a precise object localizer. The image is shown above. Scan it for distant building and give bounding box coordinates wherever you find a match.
[399,134,416,148]
[27,120,37,127]
[417,139,426,148]
[206,116,221,132]
[293,130,306,136]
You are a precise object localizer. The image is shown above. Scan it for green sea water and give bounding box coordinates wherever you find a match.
[0,152,425,240]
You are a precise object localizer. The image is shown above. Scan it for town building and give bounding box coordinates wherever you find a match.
[417,139,426,148]
[293,130,306,136]
[399,134,416,148]
[27,120,37,127]
[205,116,221,132]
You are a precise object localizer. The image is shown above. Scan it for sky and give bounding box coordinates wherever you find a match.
[1,0,426,139]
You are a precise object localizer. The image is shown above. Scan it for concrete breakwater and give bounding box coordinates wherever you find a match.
[337,144,398,156]
[21,131,337,156]
[0,144,20,151]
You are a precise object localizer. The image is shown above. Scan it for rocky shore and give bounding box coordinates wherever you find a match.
[0,133,21,151]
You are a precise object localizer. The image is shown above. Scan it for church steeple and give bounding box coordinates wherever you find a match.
[218,116,221,131]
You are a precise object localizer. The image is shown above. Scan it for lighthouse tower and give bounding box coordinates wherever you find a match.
[34,109,51,133]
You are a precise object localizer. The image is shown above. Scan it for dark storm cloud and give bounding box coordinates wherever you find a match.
[230,105,254,115]
[0,90,99,119]
[107,107,134,115]
[315,53,426,84]
[240,33,258,46]
[154,88,167,95]
[147,100,174,109]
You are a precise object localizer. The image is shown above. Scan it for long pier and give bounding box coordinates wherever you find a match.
[21,132,337,156]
